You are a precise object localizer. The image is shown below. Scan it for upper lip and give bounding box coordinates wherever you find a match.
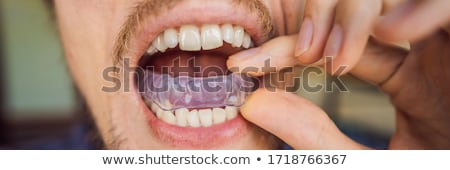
[125,0,273,63]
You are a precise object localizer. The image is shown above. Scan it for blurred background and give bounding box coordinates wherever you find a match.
[0,0,394,149]
[0,0,96,149]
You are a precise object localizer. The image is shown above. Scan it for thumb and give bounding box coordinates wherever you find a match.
[241,88,368,149]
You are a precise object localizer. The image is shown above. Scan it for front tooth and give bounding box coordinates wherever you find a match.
[242,33,251,48]
[152,34,168,52]
[163,28,179,48]
[175,108,189,127]
[225,106,238,120]
[187,109,201,127]
[232,26,244,47]
[212,108,227,124]
[221,24,234,44]
[201,24,223,50]
[179,25,201,51]
[161,111,176,125]
[198,109,213,127]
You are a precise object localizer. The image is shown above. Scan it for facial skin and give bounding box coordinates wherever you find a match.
[54,0,304,149]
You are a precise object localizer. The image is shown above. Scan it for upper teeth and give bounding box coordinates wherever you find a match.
[147,24,254,55]
[146,99,239,127]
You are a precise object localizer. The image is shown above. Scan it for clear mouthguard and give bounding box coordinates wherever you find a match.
[141,71,256,111]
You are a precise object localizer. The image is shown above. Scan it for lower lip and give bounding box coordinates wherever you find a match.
[140,98,250,149]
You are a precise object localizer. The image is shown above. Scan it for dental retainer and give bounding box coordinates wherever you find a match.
[141,71,256,111]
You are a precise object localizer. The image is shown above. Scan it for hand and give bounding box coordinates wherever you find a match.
[227,0,450,149]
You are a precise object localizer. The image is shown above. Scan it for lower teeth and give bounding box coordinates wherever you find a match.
[146,99,239,127]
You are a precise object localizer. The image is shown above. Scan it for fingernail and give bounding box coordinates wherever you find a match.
[324,24,343,59]
[295,17,313,57]
[227,47,261,69]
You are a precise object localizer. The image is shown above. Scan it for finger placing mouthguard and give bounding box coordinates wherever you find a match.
[140,71,257,111]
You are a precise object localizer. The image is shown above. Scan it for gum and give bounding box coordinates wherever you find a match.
[141,71,256,111]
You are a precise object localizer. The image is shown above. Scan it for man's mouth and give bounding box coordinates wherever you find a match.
[119,0,274,148]
[140,23,255,127]
[136,22,261,148]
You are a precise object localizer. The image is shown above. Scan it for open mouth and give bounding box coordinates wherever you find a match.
[139,23,255,128]
[136,22,262,148]
[123,0,273,148]
[136,21,258,148]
